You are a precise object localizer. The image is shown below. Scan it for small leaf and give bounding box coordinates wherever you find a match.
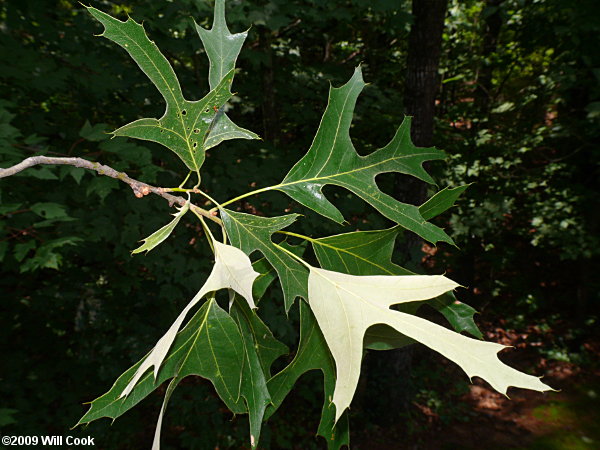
[30,202,70,220]
[221,209,308,311]
[419,185,470,220]
[120,241,259,397]
[132,200,190,254]
[14,241,36,262]
[79,120,110,142]
[307,267,553,421]
[86,176,119,201]
[278,67,452,245]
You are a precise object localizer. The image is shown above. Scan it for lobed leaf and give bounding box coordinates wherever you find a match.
[220,209,308,311]
[195,0,259,149]
[77,299,246,426]
[266,301,350,449]
[312,227,482,339]
[86,7,237,175]
[277,67,453,245]
[120,241,258,397]
[307,267,553,421]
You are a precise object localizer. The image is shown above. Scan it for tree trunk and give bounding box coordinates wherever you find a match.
[381,0,448,423]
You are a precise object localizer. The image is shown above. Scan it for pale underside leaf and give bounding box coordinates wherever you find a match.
[196,0,259,149]
[312,226,482,339]
[277,66,453,245]
[152,377,181,450]
[77,299,246,427]
[307,267,553,422]
[132,199,190,254]
[120,241,258,397]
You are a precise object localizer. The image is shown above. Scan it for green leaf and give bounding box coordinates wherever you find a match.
[231,296,289,379]
[19,237,82,272]
[13,241,36,262]
[30,202,70,220]
[252,242,307,302]
[86,176,119,201]
[132,200,190,254]
[307,267,553,421]
[311,227,482,338]
[231,296,288,448]
[313,226,410,276]
[0,203,22,215]
[419,185,470,220]
[252,257,277,301]
[363,324,415,351]
[86,7,236,175]
[277,66,452,245]
[195,0,259,149]
[220,209,308,311]
[77,299,246,426]
[121,241,258,397]
[79,120,110,142]
[152,377,181,450]
[16,167,58,180]
[266,301,349,449]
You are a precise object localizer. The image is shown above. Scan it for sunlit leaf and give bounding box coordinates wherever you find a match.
[277,67,453,245]
[86,7,236,175]
[312,227,482,339]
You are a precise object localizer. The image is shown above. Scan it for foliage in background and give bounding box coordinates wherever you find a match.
[0,0,597,448]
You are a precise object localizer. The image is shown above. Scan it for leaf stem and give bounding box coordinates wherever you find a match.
[178,171,192,189]
[272,242,312,269]
[215,184,281,211]
[164,187,222,209]
[192,209,216,253]
[276,230,317,243]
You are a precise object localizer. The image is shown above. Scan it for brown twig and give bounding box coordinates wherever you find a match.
[0,156,222,225]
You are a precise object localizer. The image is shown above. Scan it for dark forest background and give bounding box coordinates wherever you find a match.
[1,0,599,448]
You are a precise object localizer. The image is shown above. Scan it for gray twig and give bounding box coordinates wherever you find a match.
[0,156,221,225]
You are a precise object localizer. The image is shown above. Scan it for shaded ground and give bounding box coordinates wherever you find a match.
[352,320,600,450]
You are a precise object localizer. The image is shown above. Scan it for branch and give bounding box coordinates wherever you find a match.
[0,156,222,225]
